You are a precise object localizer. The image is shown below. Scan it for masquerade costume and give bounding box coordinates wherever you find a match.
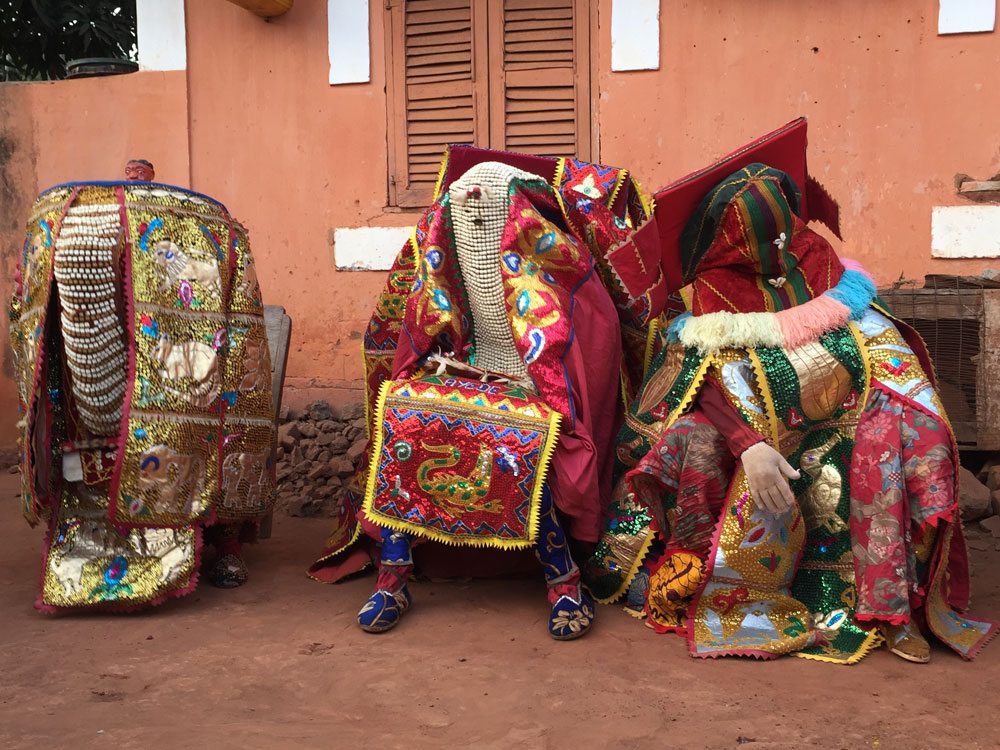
[586,121,996,663]
[9,181,276,612]
[310,148,652,638]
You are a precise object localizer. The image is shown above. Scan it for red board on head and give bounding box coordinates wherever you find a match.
[607,117,841,317]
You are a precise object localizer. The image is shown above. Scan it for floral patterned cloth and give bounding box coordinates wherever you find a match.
[849,389,953,624]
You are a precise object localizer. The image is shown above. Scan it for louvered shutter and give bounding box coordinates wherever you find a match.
[386,0,488,208]
[488,0,592,159]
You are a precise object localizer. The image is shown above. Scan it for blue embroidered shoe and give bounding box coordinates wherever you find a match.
[548,590,596,640]
[357,587,412,633]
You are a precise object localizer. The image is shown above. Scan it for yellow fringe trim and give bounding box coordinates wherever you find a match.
[362,340,373,439]
[306,522,364,579]
[607,169,629,212]
[551,157,571,228]
[746,349,781,446]
[669,355,714,427]
[432,148,451,202]
[361,381,562,550]
[628,174,655,219]
[793,628,884,665]
[642,318,662,380]
[619,371,631,414]
[594,526,656,605]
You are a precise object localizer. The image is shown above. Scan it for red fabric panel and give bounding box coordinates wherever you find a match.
[698,377,766,457]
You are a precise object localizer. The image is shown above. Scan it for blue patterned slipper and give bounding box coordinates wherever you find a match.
[357,587,412,633]
[548,590,596,640]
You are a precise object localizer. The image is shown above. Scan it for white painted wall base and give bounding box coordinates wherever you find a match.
[931,205,1000,258]
[938,0,996,34]
[333,226,411,270]
[328,0,371,84]
[136,0,187,71]
[611,0,660,71]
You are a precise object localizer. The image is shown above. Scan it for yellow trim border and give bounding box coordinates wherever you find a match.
[361,381,562,550]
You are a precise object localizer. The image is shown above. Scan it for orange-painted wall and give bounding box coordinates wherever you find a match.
[0,72,189,451]
[2,0,999,449]
[597,1,1000,280]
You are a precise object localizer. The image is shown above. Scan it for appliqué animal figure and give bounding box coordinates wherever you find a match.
[135,528,194,583]
[153,240,222,299]
[238,336,270,391]
[150,334,221,407]
[50,519,110,596]
[799,434,847,533]
[220,451,269,511]
[417,442,501,514]
[137,444,206,515]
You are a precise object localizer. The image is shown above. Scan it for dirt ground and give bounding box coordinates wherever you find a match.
[2,472,999,750]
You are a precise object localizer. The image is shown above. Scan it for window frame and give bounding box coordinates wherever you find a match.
[384,0,597,209]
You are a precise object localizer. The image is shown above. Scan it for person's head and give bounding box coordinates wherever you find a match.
[125,159,155,182]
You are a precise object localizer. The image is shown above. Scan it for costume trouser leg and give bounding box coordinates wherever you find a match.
[534,486,579,595]
[358,527,414,633]
[534,486,595,639]
[626,411,735,630]
[206,523,249,588]
[850,389,955,625]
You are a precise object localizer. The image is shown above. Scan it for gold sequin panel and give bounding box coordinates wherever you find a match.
[218,418,277,521]
[117,410,219,526]
[223,313,274,420]
[41,482,197,609]
[124,194,231,314]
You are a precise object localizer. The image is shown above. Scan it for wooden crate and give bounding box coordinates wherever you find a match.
[878,286,1000,450]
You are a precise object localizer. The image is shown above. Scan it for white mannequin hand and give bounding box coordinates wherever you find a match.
[740,442,801,513]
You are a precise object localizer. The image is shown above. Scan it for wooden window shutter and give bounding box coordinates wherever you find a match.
[487,0,592,160]
[386,0,488,208]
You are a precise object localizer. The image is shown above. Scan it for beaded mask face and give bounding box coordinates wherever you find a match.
[448,161,542,378]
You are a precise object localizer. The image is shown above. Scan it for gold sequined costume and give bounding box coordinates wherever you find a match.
[9,181,276,612]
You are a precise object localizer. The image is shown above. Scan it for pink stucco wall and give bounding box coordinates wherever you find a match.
[1,0,999,449]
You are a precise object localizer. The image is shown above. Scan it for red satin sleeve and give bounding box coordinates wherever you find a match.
[697,376,766,458]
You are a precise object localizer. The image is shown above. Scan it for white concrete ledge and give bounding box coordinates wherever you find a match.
[328,0,371,84]
[938,0,996,34]
[137,0,187,71]
[931,205,1000,258]
[333,226,411,271]
[611,0,660,71]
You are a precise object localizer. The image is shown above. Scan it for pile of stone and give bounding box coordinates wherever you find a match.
[960,462,1000,551]
[275,400,368,518]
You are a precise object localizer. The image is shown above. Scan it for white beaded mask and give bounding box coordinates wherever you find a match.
[449,162,543,378]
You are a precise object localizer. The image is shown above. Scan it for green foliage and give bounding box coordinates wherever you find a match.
[1,0,137,81]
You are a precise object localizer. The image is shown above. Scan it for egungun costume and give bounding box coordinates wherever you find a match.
[9,181,276,612]
[310,147,653,639]
[586,120,997,663]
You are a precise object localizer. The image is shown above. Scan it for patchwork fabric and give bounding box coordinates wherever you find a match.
[557,159,627,207]
[9,181,276,612]
[362,240,417,433]
[364,376,561,549]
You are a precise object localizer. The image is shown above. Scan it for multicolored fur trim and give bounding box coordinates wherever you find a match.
[672,264,876,353]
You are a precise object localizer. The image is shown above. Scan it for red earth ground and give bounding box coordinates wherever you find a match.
[1,471,999,750]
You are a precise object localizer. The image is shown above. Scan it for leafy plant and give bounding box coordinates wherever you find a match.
[1,0,137,81]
